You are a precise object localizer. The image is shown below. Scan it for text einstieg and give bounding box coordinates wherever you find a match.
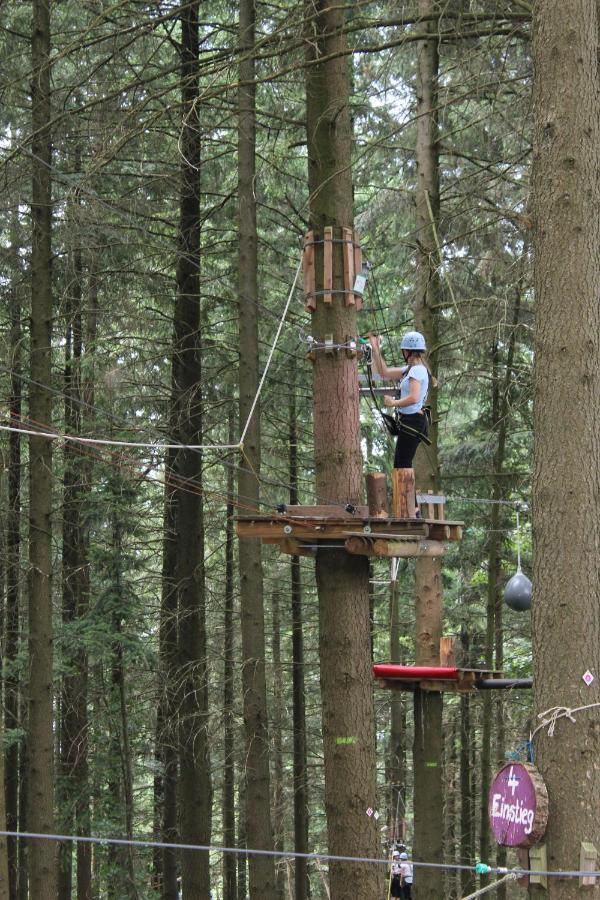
[490,793,535,835]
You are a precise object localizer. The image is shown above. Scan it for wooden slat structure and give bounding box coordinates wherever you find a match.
[302,226,363,312]
[235,507,463,558]
[372,663,508,694]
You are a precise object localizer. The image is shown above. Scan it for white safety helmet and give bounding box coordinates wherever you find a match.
[399,852,409,860]
[400,330,426,352]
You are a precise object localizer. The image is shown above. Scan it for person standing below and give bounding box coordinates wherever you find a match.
[368,331,430,471]
[390,850,403,898]
[399,851,413,899]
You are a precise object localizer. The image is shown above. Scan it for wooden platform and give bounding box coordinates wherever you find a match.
[235,505,463,558]
[372,664,506,694]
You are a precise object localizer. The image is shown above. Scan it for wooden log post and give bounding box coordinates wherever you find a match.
[392,468,415,518]
[439,636,456,667]
[366,472,388,518]
[345,537,446,558]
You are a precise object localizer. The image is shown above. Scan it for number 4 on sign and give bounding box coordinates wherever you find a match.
[507,766,520,796]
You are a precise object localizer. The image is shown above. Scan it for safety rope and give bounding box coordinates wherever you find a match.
[459,871,518,900]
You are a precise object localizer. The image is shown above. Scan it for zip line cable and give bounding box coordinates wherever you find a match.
[2,831,599,881]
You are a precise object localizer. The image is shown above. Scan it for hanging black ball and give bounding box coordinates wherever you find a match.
[504,570,532,612]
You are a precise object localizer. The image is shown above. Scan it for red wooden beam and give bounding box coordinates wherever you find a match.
[373,664,459,680]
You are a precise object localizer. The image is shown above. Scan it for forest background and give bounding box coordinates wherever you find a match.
[0,1,537,898]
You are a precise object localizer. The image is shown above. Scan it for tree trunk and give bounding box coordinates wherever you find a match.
[223,409,237,900]
[28,1,56,894]
[157,452,179,900]
[388,576,406,845]
[459,631,474,898]
[5,210,22,900]
[75,258,97,900]
[106,495,138,900]
[59,167,92,900]
[237,0,277,895]
[305,3,383,897]
[289,358,309,900]
[412,2,444,895]
[531,2,600,897]
[174,2,213,894]
[236,777,247,900]
[271,592,285,900]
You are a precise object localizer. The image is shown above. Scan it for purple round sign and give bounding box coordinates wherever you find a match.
[488,762,548,848]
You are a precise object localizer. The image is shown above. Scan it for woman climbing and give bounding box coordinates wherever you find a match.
[368,330,431,470]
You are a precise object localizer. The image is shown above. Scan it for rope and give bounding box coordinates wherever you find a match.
[0,423,238,452]
[239,255,302,446]
[530,703,600,742]
[459,872,518,900]
[0,255,303,454]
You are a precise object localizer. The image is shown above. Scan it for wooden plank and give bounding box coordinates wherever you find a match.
[429,523,461,541]
[420,680,470,693]
[342,226,355,305]
[353,230,363,310]
[237,521,431,540]
[303,230,316,311]
[343,532,423,540]
[282,504,370,517]
[236,519,463,545]
[416,493,446,505]
[428,524,450,540]
[236,512,463,526]
[323,226,333,303]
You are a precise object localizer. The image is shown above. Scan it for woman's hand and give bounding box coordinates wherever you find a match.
[383,395,396,408]
[368,332,380,351]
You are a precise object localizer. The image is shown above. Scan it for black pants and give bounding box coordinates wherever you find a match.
[401,883,412,899]
[393,413,428,468]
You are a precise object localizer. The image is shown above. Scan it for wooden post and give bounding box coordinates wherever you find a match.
[439,636,456,667]
[342,226,355,306]
[353,231,363,311]
[323,226,333,303]
[366,472,388,518]
[392,468,415,518]
[303,230,316,311]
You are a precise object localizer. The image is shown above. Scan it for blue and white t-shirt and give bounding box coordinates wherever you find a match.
[397,364,428,414]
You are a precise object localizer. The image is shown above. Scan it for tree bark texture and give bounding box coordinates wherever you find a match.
[28,1,57,895]
[532,2,600,897]
[289,358,309,900]
[158,441,179,900]
[271,592,285,900]
[305,2,383,897]
[175,2,213,894]
[222,408,237,900]
[5,213,22,900]
[59,176,92,900]
[412,560,443,900]
[412,4,445,896]
[388,578,406,845]
[237,0,277,896]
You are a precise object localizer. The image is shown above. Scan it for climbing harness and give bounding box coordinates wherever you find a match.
[362,342,432,446]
